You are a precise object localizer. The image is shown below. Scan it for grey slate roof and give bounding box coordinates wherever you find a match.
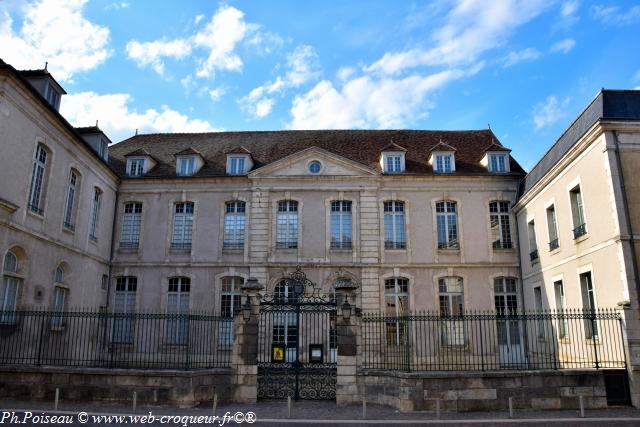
[521,90,640,196]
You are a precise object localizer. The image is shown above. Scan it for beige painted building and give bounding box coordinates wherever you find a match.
[0,60,118,312]
[514,90,640,404]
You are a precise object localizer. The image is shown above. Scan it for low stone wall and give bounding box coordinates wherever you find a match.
[0,366,234,408]
[358,369,608,412]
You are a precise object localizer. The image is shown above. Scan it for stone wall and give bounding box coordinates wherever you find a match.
[0,366,233,408]
[358,369,608,412]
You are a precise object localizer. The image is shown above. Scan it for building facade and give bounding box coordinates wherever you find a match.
[514,90,640,405]
[2,57,640,407]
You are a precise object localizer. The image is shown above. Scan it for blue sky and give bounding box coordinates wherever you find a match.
[1,0,639,169]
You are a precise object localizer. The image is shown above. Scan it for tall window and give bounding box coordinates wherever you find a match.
[113,277,137,343]
[89,188,102,241]
[63,170,79,230]
[219,277,243,345]
[554,280,568,339]
[384,278,409,345]
[223,201,246,250]
[385,155,402,173]
[494,277,521,349]
[546,205,559,250]
[28,145,49,214]
[570,185,587,239]
[580,272,598,339]
[178,157,196,176]
[171,202,194,250]
[434,154,453,173]
[52,287,67,323]
[272,280,297,360]
[528,220,538,262]
[229,157,246,175]
[384,201,406,249]
[489,154,507,173]
[439,277,465,346]
[489,201,513,249]
[1,251,20,324]
[436,201,459,249]
[330,201,352,249]
[276,200,298,249]
[166,277,190,345]
[120,203,143,249]
[127,158,145,177]
[533,286,545,339]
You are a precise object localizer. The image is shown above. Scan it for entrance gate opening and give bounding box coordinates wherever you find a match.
[257,268,337,400]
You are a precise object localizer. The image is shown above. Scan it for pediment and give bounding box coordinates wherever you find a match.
[249,146,378,177]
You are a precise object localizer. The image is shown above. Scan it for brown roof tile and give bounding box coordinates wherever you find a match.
[108,130,525,178]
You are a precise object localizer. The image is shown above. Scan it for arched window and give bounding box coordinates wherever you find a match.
[55,266,65,284]
[28,144,49,215]
[276,200,298,249]
[384,277,409,346]
[272,279,297,361]
[439,276,464,345]
[436,201,459,249]
[223,201,246,250]
[89,187,103,241]
[219,276,244,345]
[166,277,190,345]
[383,201,406,249]
[1,251,20,323]
[171,202,194,250]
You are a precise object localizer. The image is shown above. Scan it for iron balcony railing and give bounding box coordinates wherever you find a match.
[385,240,406,249]
[573,223,587,239]
[437,240,459,250]
[492,240,513,250]
[119,241,139,250]
[362,309,626,372]
[548,239,560,251]
[529,249,539,262]
[330,240,353,250]
[0,309,233,369]
[170,242,192,250]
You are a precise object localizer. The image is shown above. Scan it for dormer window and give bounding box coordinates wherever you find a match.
[489,154,509,173]
[178,157,196,176]
[434,153,455,173]
[44,84,60,109]
[385,155,402,173]
[228,156,247,175]
[127,158,145,177]
[380,142,407,174]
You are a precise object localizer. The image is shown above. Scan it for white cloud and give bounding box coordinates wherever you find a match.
[550,38,576,54]
[193,5,250,78]
[240,45,320,118]
[194,14,204,25]
[245,30,285,56]
[61,91,220,142]
[0,0,111,82]
[105,2,129,10]
[365,0,550,75]
[590,4,640,26]
[502,48,541,67]
[532,95,571,131]
[126,39,192,75]
[289,69,467,129]
[208,87,225,102]
[561,0,579,17]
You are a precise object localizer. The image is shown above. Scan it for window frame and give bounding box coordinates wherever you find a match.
[330,200,353,250]
[62,169,80,231]
[113,276,137,344]
[120,202,143,249]
[488,153,509,173]
[1,251,21,324]
[382,152,405,173]
[546,204,559,251]
[177,157,196,176]
[434,153,454,173]
[126,158,146,177]
[276,200,299,249]
[569,184,587,239]
[171,202,194,250]
[28,144,49,215]
[489,201,513,250]
[228,156,247,175]
[383,201,406,250]
[438,276,465,346]
[89,188,102,242]
[436,201,459,250]
[166,277,191,346]
[223,201,246,250]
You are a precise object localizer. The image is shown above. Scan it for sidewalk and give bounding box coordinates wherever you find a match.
[2,399,640,424]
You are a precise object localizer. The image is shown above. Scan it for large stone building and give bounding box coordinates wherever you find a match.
[2,57,640,407]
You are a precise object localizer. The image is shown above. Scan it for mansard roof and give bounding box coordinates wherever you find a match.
[107,129,524,179]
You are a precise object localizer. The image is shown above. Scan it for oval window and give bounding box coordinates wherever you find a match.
[308,161,322,174]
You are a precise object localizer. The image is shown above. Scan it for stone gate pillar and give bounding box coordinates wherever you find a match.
[232,277,263,403]
[335,281,360,406]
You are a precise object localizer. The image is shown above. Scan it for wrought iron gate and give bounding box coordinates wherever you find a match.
[257,268,337,400]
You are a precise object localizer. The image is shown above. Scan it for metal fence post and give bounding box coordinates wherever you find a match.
[591,310,599,369]
[36,313,46,366]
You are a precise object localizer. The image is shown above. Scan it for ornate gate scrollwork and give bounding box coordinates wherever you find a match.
[257,267,337,400]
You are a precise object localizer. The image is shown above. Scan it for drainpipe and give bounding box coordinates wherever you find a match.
[105,188,119,311]
[612,130,640,304]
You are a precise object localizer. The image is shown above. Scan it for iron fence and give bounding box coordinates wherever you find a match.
[0,309,233,369]
[362,309,626,371]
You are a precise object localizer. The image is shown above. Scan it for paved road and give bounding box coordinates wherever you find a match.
[2,400,640,426]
